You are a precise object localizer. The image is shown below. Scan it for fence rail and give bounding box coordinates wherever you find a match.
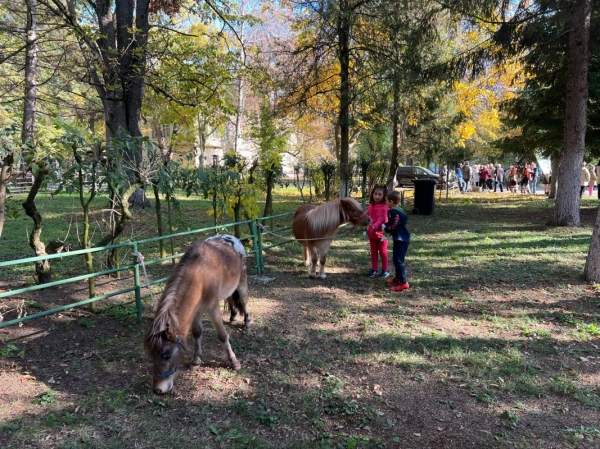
[0,213,293,330]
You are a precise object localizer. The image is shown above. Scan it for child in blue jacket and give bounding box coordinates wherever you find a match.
[384,191,410,292]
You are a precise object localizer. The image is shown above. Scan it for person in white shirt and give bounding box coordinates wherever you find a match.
[580,163,591,198]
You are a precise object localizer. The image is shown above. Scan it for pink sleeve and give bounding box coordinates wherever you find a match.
[370,205,387,230]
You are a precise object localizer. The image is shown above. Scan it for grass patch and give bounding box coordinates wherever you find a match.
[32,390,58,406]
[0,342,24,358]
[563,426,600,445]
[550,376,600,409]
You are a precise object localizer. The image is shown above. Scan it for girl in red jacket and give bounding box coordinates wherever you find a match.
[367,185,390,278]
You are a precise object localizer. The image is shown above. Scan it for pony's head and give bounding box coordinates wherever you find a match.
[145,312,185,394]
[340,197,370,226]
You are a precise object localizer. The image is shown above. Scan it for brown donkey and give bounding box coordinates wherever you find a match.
[292,197,370,279]
[145,236,250,394]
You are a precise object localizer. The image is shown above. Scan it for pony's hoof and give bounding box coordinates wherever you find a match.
[243,317,253,329]
[192,357,202,366]
[231,360,242,371]
[319,273,327,279]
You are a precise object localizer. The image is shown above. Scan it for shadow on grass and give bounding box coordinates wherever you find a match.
[2,302,598,449]
[2,197,599,449]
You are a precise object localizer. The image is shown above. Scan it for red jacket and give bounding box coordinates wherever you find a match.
[367,203,388,239]
[479,167,490,181]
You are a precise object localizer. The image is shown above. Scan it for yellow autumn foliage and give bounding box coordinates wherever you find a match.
[453,57,525,150]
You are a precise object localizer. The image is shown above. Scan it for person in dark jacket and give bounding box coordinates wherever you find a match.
[384,191,411,292]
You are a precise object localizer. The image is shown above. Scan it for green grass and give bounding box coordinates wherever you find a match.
[0,342,24,358]
[2,192,600,449]
[0,190,301,282]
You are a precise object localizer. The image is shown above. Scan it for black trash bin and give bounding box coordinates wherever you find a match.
[413,179,436,215]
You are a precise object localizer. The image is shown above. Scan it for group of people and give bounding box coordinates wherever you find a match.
[579,162,600,198]
[448,160,600,198]
[451,161,541,194]
[365,185,411,293]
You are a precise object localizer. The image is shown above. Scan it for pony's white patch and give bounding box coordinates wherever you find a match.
[206,234,246,257]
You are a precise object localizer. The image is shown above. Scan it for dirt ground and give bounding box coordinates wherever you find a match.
[1,196,600,449]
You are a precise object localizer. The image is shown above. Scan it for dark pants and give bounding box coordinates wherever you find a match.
[580,186,586,197]
[494,180,504,192]
[393,240,409,284]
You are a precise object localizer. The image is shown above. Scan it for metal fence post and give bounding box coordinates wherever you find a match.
[250,220,262,275]
[132,242,143,322]
[257,220,264,274]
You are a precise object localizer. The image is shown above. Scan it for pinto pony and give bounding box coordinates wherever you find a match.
[145,236,250,394]
[292,197,369,279]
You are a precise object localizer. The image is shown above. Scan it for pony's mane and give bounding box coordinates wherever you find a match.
[306,199,344,236]
[145,252,193,352]
[340,197,364,222]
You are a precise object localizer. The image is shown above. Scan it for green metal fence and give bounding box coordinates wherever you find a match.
[0,214,292,330]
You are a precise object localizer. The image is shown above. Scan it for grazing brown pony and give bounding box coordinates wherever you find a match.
[293,197,370,279]
[145,236,250,394]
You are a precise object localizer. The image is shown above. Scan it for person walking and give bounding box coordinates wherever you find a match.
[529,162,538,194]
[455,165,465,192]
[508,165,518,193]
[588,163,596,196]
[472,164,480,189]
[519,164,530,194]
[463,161,472,192]
[494,164,504,192]
[580,163,591,198]
[486,164,494,190]
[479,165,489,191]
[541,171,551,195]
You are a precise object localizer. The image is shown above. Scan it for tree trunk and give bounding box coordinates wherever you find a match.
[233,198,242,238]
[361,161,369,203]
[78,160,97,301]
[263,172,274,217]
[22,167,51,283]
[387,77,400,187]
[295,169,305,202]
[22,0,50,283]
[165,192,175,263]
[99,184,137,268]
[82,204,96,299]
[197,114,206,168]
[553,0,591,226]
[0,176,6,238]
[584,206,600,281]
[324,174,332,201]
[338,1,351,198]
[333,122,341,161]
[22,0,37,145]
[94,0,150,167]
[0,155,13,238]
[233,0,246,154]
[549,154,559,199]
[234,75,244,154]
[153,184,166,258]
